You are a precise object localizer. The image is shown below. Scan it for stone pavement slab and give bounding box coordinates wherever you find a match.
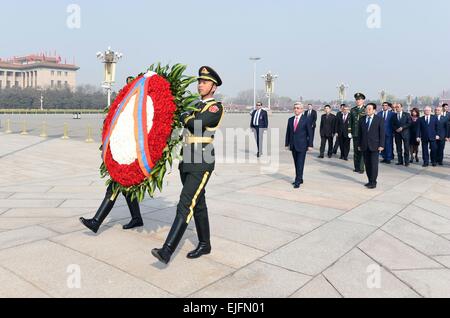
[382,217,450,256]
[393,269,450,298]
[0,266,49,298]
[399,205,450,235]
[51,227,234,297]
[323,249,420,298]
[0,240,171,298]
[0,225,57,250]
[358,230,443,270]
[290,275,342,298]
[192,261,311,298]
[339,201,405,227]
[262,220,376,276]
[1,114,450,298]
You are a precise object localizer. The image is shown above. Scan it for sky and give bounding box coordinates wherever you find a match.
[1,0,449,100]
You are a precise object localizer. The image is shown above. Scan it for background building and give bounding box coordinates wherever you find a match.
[0,54,79,90]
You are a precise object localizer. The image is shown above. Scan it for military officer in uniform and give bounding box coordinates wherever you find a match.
[79,76,144,234]
[152,66,224,264]
[348,93,367,174]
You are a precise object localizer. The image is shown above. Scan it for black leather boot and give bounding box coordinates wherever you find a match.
[123,196,144,230]
[79,192,116,233]
[187,216,211,259]
[151,215,188,264]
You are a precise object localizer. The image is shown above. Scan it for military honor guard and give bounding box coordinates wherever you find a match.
[152,66,224,264]
[79,76,144,234]
[348,93,367,174]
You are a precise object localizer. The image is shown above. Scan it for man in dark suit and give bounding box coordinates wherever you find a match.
[286,102,314,189]
[393,103,412,166]
[417,106,439,167]
[318,105,337,158]
[442,103,449,118]
[358,103,385,189]
[335,104,351,160]
[435,106,448,166]
[332,104,345,155]
[377,102,395,164]
[250,102,269,158]
[305,104,318,147]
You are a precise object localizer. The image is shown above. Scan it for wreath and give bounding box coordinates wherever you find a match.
[100,63,199,202]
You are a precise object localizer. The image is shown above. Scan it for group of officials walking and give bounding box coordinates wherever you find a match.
[284,93,450,190]
[82,69,449,266]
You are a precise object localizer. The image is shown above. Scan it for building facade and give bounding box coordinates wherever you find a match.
[0,54,79,90]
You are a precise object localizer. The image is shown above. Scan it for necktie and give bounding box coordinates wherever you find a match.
[367,117,372,131]
[384,112,387,121]
[426,116,429,125]
[254,110,260,126]
[294,117,299,132]
[398,113,401,121]
[343,114,347,122]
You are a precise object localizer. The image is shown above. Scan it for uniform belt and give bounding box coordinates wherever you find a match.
[185,136,214,144]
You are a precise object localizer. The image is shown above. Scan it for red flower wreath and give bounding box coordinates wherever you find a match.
[102,74,176,187]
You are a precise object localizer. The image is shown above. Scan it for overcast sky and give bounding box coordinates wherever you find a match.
[1,0,449,100]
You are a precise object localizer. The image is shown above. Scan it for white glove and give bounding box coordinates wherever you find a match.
[348,133,353,139]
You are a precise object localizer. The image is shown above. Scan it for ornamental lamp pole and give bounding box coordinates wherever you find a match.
[407,94,413,112]
[380,89,387,104]
[262,71,278,111]
[97,47,123,107]
[37,87,44,111]
[337,83,348,105]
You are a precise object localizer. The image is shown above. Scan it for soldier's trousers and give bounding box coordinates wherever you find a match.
[105,184,141,220]
[176,168,212,240]
[353,137,365,172]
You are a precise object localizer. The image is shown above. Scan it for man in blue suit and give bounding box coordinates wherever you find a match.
[417,106,439,167]
[378,102,395,164]
[250,101,269,158]
[435,106,449,166]
[285,102,313,189]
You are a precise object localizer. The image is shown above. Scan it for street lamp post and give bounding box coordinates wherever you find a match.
[249,57,261,110]
[262,71,278,111]
[97,47,123,107]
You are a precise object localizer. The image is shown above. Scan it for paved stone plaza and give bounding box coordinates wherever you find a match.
[0,114,450,298]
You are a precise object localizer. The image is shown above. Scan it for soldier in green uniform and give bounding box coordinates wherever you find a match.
[152,66,224,264]
[348,93,367,174]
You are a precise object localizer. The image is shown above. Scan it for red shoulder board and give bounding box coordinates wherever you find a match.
[209,105,220,113]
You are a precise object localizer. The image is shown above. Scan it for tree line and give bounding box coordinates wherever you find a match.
[0,85,108,109]
[0,86,444,110]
